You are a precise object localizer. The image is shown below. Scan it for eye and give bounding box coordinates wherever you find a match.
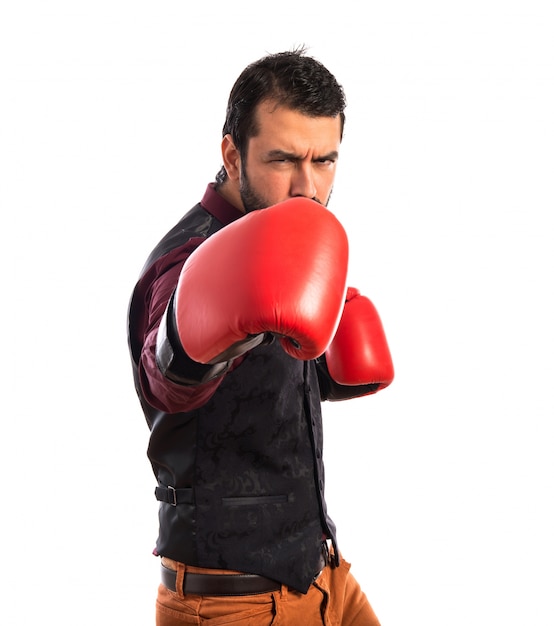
[269,157,295,167]
[315,158,335,167]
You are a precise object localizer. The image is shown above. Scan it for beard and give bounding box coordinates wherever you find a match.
[239,169,269,213]
[239,168,330,212]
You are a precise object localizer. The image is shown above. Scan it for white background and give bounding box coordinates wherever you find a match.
[1,1,553,624]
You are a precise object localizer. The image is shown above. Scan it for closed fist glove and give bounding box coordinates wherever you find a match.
[174,197,349,364]
[325,287,394,389]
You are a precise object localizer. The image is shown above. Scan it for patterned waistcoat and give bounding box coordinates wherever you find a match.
[128,203,338,593]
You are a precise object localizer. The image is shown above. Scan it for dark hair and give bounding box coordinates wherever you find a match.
[215,47,347,184]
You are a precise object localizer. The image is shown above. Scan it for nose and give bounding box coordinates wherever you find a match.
[290,163,317,200]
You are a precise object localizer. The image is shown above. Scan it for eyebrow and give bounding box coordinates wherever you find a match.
[265,149,339,161]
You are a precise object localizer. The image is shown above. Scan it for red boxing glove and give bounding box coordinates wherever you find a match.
[174,198,349,364]
[325,287,394,389]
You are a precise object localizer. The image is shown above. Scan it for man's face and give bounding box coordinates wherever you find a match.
[236,100,342,212]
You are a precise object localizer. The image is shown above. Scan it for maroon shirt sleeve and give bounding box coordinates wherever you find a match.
[134,185,244,414]
[137,242,228,414]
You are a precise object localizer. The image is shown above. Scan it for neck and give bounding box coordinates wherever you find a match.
[216,180,245,213]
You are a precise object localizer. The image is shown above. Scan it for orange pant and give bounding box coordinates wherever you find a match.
[156,557,380,625]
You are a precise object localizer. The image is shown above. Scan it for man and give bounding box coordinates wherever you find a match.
[128,48,394,625]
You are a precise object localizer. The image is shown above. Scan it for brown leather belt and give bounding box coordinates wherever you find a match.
[161,564,280,596]
[161,546,328,596]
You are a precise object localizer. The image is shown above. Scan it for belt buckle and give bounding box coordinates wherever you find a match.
[168,485,177,506]
[313,541,329,582]
[322,540,330,564]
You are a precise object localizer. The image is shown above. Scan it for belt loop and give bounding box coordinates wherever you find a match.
[175,561,186,599]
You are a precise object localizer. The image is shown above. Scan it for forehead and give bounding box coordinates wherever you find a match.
[250,100,342,152]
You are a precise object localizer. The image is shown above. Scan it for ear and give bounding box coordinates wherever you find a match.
[221,134,241,181]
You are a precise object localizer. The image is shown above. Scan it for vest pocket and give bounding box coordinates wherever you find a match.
[221,494,288,506]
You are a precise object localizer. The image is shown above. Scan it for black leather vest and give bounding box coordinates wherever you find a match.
[128,203,338,593]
